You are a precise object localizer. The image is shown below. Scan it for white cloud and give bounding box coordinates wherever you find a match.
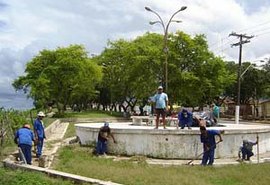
[0,0,270,109]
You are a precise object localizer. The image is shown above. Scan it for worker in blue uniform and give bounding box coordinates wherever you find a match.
[14,124,35,164]
[178,108,193,129]
[33,111,46,158]
[200,126,223,165]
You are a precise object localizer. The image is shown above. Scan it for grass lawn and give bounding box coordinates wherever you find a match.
[64,122,76,139]
[0,167,84,185]
[63,110,122,118]
[53,145,270,185]
[58,112,270,185]
[43,117,57,127]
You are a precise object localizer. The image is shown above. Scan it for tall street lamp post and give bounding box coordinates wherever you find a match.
[145,6,187,93]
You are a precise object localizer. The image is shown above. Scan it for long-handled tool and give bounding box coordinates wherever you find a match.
[18,147,27,164]
[257,134,259,164]
[186,140,222,165]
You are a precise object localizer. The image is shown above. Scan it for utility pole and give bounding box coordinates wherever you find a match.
[229,32,254,124]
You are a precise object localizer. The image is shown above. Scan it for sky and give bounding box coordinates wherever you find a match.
[1,0,270,110]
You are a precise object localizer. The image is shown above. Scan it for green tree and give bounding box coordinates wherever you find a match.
[97,32,235,112]
[168,32,235,107]
[13,45,102,114]
[97,33,164,113]
[261,59,270,98]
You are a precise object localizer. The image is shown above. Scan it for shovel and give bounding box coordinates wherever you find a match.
[186,140,222,165]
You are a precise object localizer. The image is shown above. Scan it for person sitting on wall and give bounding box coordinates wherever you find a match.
[177,108,193,129]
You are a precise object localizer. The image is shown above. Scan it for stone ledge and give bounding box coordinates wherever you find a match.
[3,158,122,185]
[61,117,129,123]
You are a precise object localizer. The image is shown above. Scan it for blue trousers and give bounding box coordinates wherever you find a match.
[19,144,32,165]
[36,138,44,158]
[201,149,215,165]
[179,122,192,129]
[241,147,254,160]
[96,140,107,155]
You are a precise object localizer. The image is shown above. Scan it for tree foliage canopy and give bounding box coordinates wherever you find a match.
[13,32,270,114]
[96,32,235,109]
[13,45,102,113]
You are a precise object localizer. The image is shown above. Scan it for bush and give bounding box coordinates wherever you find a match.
[0,108,29,157]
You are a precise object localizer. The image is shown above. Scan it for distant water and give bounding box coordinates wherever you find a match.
[0,93,34,110]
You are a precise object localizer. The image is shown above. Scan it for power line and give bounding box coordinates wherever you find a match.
[238,20,270,33]
[256,31,270,37]
[210,37,237,54]
[208,20,270,51]
[249,26,270,35]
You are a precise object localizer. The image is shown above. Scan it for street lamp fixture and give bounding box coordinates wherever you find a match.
[240,60,265,78]
[149,21,161,25]
[150,20,182,25]
[171,20,182,23]
[145,6,151,11]
[179,6,187,11]
[145,6,187,93]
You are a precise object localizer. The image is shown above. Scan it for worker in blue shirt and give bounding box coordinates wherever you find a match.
[34,111,46,158]
[178,108,193,129]
[14,124,35,164]
[200,126,223,165]
[96,122,116,156]
[240,139,258,161]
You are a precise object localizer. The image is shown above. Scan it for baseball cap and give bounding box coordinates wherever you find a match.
[104,122,109,127]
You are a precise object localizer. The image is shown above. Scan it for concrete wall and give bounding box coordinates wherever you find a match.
[76,123,270,159]
[261,101,270,118]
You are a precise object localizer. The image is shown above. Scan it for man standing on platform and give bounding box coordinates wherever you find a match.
[153,86,169,129]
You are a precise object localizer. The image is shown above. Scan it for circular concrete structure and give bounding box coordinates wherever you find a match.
[75,121,270,159]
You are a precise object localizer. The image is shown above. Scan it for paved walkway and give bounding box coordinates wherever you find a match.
[32,121,69,167]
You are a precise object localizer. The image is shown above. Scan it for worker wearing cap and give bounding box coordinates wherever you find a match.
[240,139,258,161]
[178,108,193,129]
[96,122,116,156]
[14,124,35,164]
[33,111,46,158]
[153,86,169,129]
